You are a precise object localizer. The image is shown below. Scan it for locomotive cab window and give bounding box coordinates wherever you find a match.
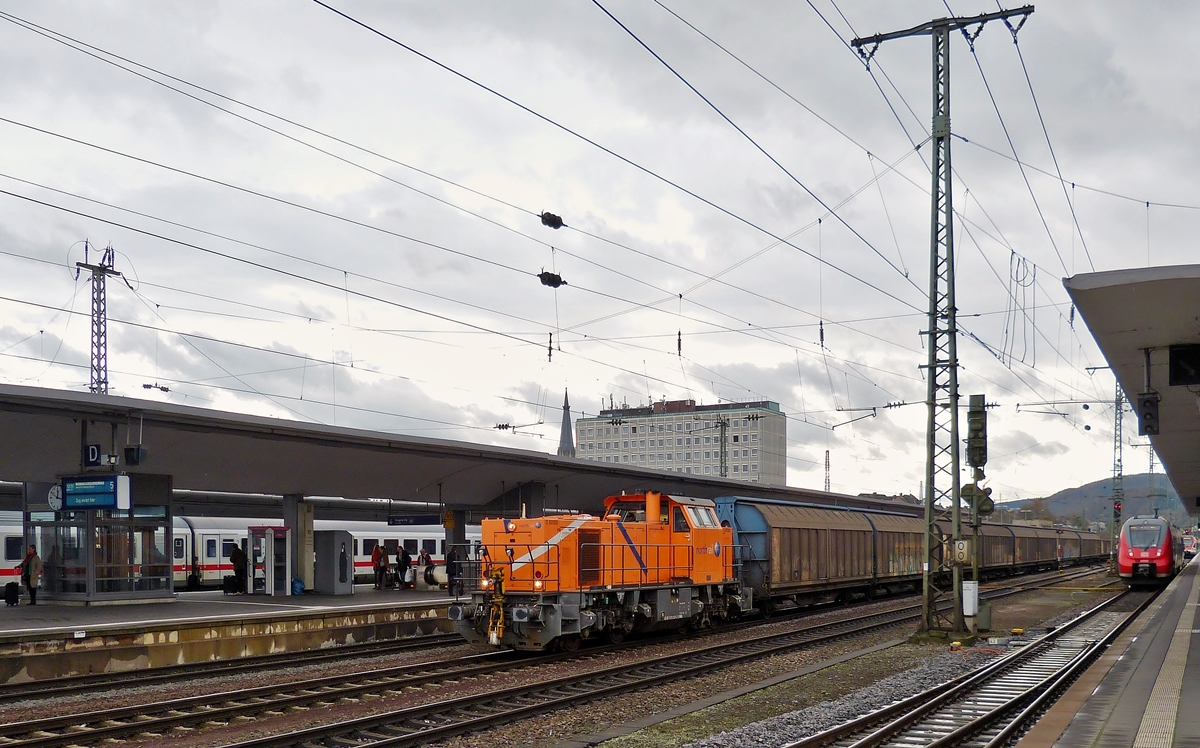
[1126,524,1164,548]
[673,506,691,532]
[685,506,719,528]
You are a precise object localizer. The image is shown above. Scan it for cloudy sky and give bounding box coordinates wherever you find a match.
[0,1,1195,501]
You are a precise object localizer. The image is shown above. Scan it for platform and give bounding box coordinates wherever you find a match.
[1017,558,1200,748]
[0,584,460,683]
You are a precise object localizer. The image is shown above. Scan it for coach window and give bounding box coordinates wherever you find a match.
[173,537,185,560]
[206,538,218,559]
[403,539,418,555]
[422,539,437,556]
[673,506,690,533]
[222,540,237,559]
[4,536,23,561]
[363,539,377,556]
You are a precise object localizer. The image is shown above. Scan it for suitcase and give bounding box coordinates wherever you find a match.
[4,582,19,606]
[222,575,238,595]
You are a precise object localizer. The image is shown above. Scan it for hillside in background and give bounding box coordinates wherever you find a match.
[999,472,1191,530]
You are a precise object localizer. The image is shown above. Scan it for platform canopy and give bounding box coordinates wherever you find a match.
[1065,265,1200,515]
[0,383,913,519]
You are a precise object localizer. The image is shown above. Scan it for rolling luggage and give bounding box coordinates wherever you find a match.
[5,582,19,606]
[222,575,238,595]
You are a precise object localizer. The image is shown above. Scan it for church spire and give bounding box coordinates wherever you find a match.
[557,389,576,458]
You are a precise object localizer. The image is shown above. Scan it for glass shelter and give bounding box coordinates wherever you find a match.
[22,474,173,603]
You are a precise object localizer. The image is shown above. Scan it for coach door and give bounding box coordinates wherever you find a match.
[201,533,221,583]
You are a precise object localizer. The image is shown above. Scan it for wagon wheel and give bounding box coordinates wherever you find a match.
[759,600,774,619]
[605,626,626,645]
[558,635,581,653]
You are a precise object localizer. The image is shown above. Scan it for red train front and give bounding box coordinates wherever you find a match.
[1118,516,1185,587]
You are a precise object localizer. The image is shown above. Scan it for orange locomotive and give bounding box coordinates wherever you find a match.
[448,491,748,651]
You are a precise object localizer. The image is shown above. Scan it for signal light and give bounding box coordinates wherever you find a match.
[966,395,987,468]
[1137,393,1161,435]
[1113,500,1123,524]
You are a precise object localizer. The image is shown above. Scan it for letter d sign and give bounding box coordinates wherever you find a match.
[85,444,102,467]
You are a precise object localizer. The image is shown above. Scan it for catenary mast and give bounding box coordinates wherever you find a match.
[852,6,1034,635]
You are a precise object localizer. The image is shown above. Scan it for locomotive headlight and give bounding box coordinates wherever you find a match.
[480,578,491,589]
[534,579,544,590]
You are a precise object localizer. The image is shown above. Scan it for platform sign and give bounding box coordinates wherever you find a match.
[84,444,102,467]
[387,514,441,526]
[63,475,131,509]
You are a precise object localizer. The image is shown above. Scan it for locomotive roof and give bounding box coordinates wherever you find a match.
[604,493,715,508]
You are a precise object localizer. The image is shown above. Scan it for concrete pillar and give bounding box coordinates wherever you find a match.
[443,508,467,549]
[283,494,314,591]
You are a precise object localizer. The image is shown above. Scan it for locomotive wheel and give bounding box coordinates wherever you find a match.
[605,627,627,645]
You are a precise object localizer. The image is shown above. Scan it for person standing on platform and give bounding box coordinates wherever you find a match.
[18,545,42,605]
[378,546,391,588]
[417,548,432,568]
[445,546,460,597]
[229,545,247,593]
[371,544,384,589]
[398,547,412,589]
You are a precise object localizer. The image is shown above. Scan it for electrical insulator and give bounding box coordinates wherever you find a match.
[540,212,564,229]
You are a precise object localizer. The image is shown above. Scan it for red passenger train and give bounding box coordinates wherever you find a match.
[1118,516,1185,587]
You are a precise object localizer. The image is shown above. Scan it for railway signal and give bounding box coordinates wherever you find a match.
[967,395,987,468]
[1136,392,1160,435]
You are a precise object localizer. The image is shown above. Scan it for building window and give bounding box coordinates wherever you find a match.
[640,439,646,447]
[588,428,594,437]
[704,437,711,444]
[676,452,683,460]
[631,426,637,434]
[752,449,758,457]
[675,438,682,446]
[733,435,739,443]
[622,456,628,463]
[623,441,629,448]
[751,433,758,441]
[743,464,749,472]
[752,464,758,472]
[733,465,739,473]
[665,454,672,461]
[704,451,711,459]
[704,466,711,474]
[666,424,673,431]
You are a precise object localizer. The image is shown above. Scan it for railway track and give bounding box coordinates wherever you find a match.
[783,589,1155,748]
[0,632,464,705]
[0,566,1109,748]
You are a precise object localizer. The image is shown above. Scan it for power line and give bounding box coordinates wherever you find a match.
[312,0,925,314]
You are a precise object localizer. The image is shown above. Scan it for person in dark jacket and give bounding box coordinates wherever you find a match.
[229,545,248,593]
[398,548,412,589]
[445,547,461,597]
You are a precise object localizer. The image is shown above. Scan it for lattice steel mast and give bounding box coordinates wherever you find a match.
[77,241,122,394]
[852,6,1033,634]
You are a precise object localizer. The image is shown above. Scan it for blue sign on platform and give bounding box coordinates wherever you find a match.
[63,477,118,508]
